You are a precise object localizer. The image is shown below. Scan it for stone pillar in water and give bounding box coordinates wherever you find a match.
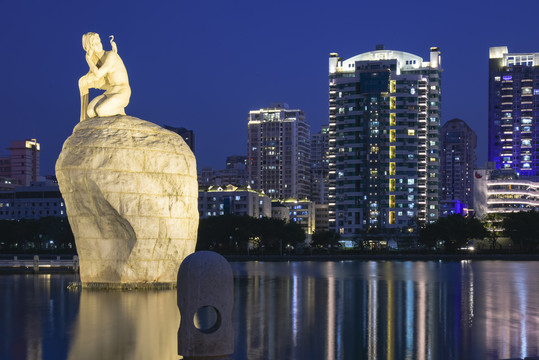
[55,115,198,288]
[177,251,234,359]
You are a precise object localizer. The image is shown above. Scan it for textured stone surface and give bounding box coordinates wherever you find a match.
[56,115,198,286]
[177,251,234,358]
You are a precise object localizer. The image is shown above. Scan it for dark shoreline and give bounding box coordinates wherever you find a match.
[224,253,539,262]
[1,253,538,274]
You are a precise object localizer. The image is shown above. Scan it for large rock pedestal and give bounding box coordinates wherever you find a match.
[56,116,198,288]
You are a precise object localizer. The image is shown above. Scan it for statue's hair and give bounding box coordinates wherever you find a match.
[82,32,101,52]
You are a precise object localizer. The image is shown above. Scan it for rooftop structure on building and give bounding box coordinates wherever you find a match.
[440,118,477,211]
[247,103,310,200]
[328,46,442,242]
[488,47,539,176]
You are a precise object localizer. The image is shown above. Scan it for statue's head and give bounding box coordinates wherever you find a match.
[82,32,103,53]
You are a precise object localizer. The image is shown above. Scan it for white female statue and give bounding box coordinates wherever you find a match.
[78,32,131,121]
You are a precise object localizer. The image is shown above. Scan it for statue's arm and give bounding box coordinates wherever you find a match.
[87,52,118,80]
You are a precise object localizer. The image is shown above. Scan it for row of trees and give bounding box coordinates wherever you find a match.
[2,211,538,255]
[0,217,75,253]
[197,214,306,254]
[418,211,539,252]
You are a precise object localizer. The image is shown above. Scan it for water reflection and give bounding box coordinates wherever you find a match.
[2,261,539,360]
[67,289,178,360]
[232,261,539,360]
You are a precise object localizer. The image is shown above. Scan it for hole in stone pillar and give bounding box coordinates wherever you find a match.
[193,305,221,333]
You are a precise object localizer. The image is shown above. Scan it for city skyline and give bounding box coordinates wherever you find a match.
[1,0,538,175]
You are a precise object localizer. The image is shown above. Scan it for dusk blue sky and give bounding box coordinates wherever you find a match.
[1,0,538,175]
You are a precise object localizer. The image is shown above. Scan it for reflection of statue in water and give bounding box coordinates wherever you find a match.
[78,32,131,121]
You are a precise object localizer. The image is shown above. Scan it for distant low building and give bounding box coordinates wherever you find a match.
[0,180,66,220]
[282,198,315,235]
[198,166,247,187]
[271,201,290,222]
[199,185,271,219]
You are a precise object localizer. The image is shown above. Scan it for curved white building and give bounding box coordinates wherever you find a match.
[473,167,539,217]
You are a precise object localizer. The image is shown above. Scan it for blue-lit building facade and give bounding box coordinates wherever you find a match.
[488,47,539,176]
[328,46,442,243]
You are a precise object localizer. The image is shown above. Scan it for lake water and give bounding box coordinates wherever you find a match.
[1,260,539,360]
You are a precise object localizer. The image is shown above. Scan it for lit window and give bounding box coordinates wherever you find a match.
[389,211,395,225]
[389,179,395,191]
[389,129,396,143]
[389,146,396,159]
[389,162,396,175]
[408,129,415,136]
[390,113,396,126]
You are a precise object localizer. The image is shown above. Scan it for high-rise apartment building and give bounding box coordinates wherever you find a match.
[488,47,539,176]
[440,118,477,210]
[310,125,329,204]
[0,139,40,186]
[328,46,442,241]
[247,103,310,200]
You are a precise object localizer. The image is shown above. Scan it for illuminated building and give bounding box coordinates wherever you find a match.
[247,103,310,200]
[488,47,539,176]
[282,198,315,235]
[440,118,477,212]
[328,46,442,242]
[271,201,290,222]
[198,184,271,219]
[310,125,329,204]
[473,166,539,217]
[0,139,40,186]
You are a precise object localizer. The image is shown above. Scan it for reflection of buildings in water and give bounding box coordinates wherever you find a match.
[367,262,378,359]
[236,260,539,359]
[1,274,79,360]
[67,290,178,360]
[481,262,539,359]
[326,265,335,360]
